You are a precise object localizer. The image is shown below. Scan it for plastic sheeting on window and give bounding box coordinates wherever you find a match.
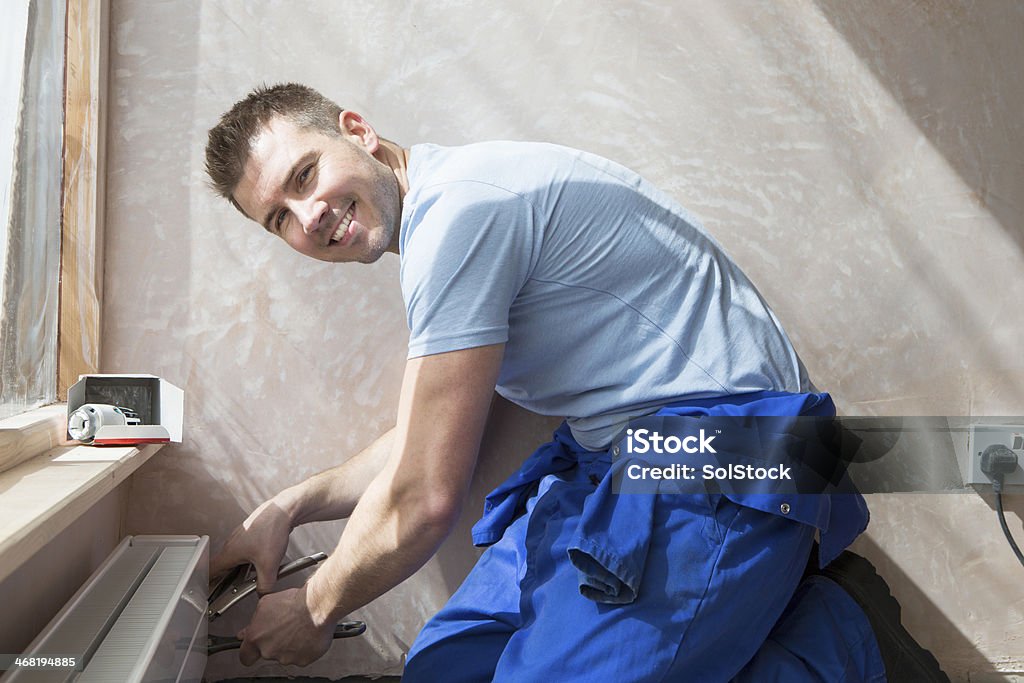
[0,0,66,420]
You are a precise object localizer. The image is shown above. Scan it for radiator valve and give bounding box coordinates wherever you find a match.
[68,404,141,443]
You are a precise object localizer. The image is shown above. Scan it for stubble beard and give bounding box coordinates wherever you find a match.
[358,165,401,264]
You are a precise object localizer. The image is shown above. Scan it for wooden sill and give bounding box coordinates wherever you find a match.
[0,404,67,474]
[0,434,164,584]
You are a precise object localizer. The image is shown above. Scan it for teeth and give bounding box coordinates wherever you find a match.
[331,205,355,243]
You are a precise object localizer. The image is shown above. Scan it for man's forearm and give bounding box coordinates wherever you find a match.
[301,345,502,626]
[303,455,459,626]
[275,427,396,526]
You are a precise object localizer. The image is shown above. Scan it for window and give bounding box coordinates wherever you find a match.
[0,0,66,420]
[0,0,104,423]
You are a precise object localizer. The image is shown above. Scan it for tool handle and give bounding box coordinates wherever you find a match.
[208,552,331,621]
[277,552,329,580]
[207,621,366,655]
[332,620,367,638]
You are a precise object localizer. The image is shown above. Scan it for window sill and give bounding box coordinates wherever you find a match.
[0,403,67,474]
[0,404,164,583]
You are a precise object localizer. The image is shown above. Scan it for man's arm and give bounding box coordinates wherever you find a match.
[209,427,396,594]
[236,343,504,666]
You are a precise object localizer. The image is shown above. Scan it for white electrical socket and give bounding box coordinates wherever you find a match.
[965,423,1024,488]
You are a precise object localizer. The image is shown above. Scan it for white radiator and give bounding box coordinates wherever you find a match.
[3,535,208,683]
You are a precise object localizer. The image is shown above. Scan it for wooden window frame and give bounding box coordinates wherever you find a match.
[58,0,108,398]
[0,0,107,476]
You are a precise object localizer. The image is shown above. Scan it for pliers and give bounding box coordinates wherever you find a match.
[205,551,366,655]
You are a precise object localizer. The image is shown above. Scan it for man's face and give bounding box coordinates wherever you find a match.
[232,115,400,263]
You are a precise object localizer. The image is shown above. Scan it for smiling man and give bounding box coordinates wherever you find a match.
[204,84,945,682]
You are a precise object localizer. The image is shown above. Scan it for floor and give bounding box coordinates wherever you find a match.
[216,678,402,682]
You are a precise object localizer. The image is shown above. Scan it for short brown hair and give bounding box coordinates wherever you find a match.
[205,83,343,208]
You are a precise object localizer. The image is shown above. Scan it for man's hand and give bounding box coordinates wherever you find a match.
[237,585,335,666]
[210,498,293,594]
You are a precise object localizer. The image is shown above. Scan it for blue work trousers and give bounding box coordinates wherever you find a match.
[404,394,885,682]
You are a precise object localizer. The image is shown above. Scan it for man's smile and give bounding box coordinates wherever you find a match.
[329,203,356,246]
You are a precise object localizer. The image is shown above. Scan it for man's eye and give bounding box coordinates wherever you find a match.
[275,209,288,230]
[298,164,313,186]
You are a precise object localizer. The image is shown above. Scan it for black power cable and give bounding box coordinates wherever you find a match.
[980,444,1024,567]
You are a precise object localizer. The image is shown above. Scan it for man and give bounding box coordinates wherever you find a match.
[205,83,943,681]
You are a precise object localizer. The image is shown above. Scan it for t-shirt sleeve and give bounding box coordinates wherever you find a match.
[401,180,539,359]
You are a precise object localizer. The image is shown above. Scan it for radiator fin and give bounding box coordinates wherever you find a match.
[77,546,199,682]
[4,537,206,683]
[4,543,161,683]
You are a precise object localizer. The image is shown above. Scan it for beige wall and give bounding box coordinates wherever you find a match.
[102,1,1024,680]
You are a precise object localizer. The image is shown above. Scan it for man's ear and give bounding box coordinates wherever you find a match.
[339,110,380,154]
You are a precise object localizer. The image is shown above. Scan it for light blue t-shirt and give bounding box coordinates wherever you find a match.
[399,142,811,450]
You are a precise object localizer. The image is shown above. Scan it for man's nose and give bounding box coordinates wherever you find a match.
[294,198,329,235]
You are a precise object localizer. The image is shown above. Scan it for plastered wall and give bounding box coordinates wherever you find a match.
[102,1,1024,679]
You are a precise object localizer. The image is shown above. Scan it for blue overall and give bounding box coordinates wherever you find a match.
[404,392,886,682]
